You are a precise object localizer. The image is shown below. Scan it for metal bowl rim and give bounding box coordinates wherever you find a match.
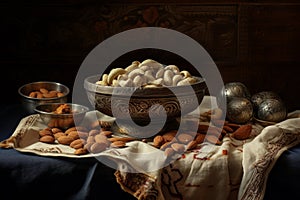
[18,81,70,100]
[34,103,89,116]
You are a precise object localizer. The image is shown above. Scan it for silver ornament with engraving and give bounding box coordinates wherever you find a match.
[226,97,253,124]
[257,98,287,122]
[223,82,251,101]
[251,91,282,110]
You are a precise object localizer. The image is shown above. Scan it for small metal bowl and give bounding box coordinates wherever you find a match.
[34,103,89,130]
[18,81,70,114]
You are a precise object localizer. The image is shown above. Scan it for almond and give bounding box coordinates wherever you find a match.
[164,147,175,157]
[94,134,108,143]
[222,125,234,133]
[160,141,172,150]
[100,130,113,137]
[225,122,241,131]
[51,127,63,134]
[84,142,94,152]
[110,141,126,148]
[53,132,66,140]
[39,128,53,137]
[232,124,252,140]
[186,140,198,150]
[57,135,74,145]
[89,129,100,136]
[70,139,85,149]
[39,135,55,144]
[90,142,107,153]
[195,133,205,143]
[177,133,194,144]
[162,130,177,142]
[205,135,222,145]
[67,131,80,140]
[153,135,164,148]
[197,124,209,133]
[107,137,135,143]
[171,143,185,153]
[65,126,88,134]
[77,131,89,139]
[74,148,88,155]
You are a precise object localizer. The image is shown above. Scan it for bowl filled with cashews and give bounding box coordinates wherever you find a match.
[18,81,70,114]
[84,59,207,137]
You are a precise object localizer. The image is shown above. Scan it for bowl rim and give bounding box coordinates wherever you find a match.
[34,102,89,116]
[84,74,207,97]
[18,81,70,100]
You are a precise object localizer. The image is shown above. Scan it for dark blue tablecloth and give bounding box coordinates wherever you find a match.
[1,104,300,199]
[0,104,135,199]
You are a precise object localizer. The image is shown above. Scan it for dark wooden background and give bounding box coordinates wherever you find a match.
[1,0,300,112]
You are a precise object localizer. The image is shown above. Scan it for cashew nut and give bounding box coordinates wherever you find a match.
[119,79,133,87]
[180,70,191,78]
[163,69,174,86]
[125,63,139,72]
[128,68,144,79]
[139,59,164,70]
[107,68,127,85]
[172,74,183,86]
[165,65,180,74]
[155,68,165,79]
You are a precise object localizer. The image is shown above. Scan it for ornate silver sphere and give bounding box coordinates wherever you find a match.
[257,98,287,122]
[251,91,282,110]
[226,97,253,124]
[223,82,251,101]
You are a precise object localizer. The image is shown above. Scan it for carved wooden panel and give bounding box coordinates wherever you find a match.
[94,4,237,64]
[0,4,237,65]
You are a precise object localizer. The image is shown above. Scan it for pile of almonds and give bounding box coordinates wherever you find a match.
[150,119,252,157]
[38,107,253,157]
[38,122,133,155]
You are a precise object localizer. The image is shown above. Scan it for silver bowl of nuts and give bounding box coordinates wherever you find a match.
[34,103,89,130]
[18,81,70,114]
[84,59,207,137]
